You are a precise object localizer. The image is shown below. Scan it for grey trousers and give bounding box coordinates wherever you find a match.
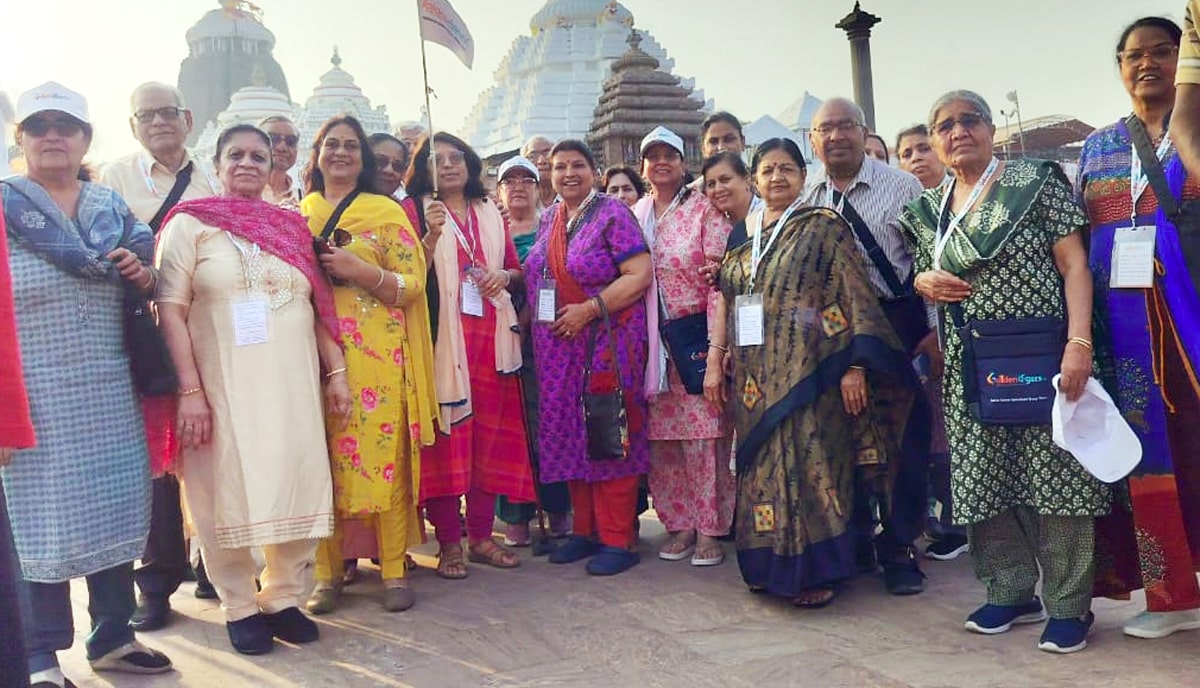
[968,506,1095,619]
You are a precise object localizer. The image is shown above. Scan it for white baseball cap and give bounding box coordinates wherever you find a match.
[640,126,685,158]
[1051,375,1142,483]
[498,155,539,182]
[16,82,90,125]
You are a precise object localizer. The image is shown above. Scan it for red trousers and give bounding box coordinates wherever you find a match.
[568,476,639,549]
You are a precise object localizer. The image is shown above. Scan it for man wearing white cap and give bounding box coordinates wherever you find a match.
[99,81,220,632]
[804,97,931,596]
[4,81,173,688]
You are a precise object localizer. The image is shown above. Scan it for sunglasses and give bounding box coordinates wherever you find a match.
[133,106,183,124]
[934,112,987,136]
[269,133,300,147]
[377,158,407,173]
[22,117,85,138]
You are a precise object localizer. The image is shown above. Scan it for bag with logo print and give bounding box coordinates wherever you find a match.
[948,304,1065,426]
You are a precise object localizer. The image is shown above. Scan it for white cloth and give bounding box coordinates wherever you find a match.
[1051,375,1142,483]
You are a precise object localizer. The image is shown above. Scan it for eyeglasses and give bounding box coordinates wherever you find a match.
[934,112,987,136]
[377,158,407,173]
[436,151,466,166]
[1118,42,1178,65]
[500,177,538,188]
[269,133,299,147]
[133,107,183,124]
[22,117,85,138]
[813,119,863,136]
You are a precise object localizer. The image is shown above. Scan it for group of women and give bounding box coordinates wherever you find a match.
[3,16,1200,683]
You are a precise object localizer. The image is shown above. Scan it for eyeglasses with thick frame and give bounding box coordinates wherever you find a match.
[133,107,184,124]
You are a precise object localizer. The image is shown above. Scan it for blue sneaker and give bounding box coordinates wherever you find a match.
[585,546,641,576]
[964,597,1047,634]
[548,535,599,564]
[1038,612,1095,654]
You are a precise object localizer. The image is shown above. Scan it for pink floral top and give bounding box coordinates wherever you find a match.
[644,189,732,441]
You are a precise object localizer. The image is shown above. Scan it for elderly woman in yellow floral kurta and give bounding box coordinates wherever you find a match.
[300,115,438,615]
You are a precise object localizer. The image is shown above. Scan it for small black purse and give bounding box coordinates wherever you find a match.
[582,298,630,461]
[123,289,178,397]
[660,310,708,395]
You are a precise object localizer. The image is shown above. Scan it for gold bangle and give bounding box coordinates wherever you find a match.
[324,367,347,379]
[1068,337,1093,351]
[372,267,386,291]
[708,343,728,353]
[178,387,202,396]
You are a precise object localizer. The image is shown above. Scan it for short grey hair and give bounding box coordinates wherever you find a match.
[521,135,554,157]
[130,82,186,112]
[813,97,867,126]
[258,115,296,129]
[927,90,992,130]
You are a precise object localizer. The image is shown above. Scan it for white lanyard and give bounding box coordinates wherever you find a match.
[823,183,846,214]
[1130,134,1172,227]
[934,157,999,269]
[446,205,479,266]
[139,155,165,198]
[227,233,261,293]
[748,198,804,294]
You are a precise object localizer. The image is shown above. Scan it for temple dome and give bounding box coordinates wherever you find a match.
[295,48,391,148]
[305,48,372,110]
[193,83,296,164]
[531,0,632,33]
[186,1,276,48]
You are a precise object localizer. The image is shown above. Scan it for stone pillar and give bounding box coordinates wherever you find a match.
[836,2,882,131]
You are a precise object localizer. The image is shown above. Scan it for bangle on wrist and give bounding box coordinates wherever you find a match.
[393,272,406,304]
[324,367,347,380]
[371,267,386,291]
[1068,337,1093,351]
[708,343,728,353]
[179,387,202,397]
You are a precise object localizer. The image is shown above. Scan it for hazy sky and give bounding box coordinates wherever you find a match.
[0,0,1187,161]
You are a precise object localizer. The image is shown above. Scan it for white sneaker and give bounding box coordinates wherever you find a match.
[1122,609,1200,639]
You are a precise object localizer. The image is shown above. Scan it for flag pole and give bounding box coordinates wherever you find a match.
[415,0,439,197]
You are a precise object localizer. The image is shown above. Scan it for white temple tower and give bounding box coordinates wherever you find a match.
[460,0,706,157]
[295,48,392,149]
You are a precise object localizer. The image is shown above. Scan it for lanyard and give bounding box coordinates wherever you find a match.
[823,182,846,214]
[655,187,687,225]
[139,155,165,198]
[748,197,804,294]
[227,233,261,294]
[446,205,479,266]
[1130,134,1172,227]
[934,157,999,269]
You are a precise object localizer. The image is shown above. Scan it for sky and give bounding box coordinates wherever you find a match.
[0,0,1188,162]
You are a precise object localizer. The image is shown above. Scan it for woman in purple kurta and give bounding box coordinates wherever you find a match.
[524,139,652,576]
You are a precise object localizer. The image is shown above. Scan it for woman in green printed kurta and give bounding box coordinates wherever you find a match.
[901,91,1108,655]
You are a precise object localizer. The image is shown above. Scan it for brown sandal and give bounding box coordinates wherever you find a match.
[436,544,469,580]
[468,539,520,569]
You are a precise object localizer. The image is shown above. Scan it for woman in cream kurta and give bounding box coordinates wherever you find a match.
[157,213,335,619]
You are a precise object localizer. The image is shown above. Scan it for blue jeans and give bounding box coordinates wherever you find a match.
[19,562,136,671]
[0,486,29,686]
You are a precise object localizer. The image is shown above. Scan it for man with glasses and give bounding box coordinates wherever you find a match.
[804,97,932,597]
[99,81,219,633]
[521,135,556,209]
[259,115,303,208]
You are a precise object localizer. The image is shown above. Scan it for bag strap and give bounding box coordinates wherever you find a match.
[583,298,623,395]
[1126,114,1182,220]
[833,190,907,298]
[148,161,194,234]
[321,189,362,240]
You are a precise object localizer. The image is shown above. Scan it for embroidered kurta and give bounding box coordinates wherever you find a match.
[525,196,651,483]
[1079,121,1200,609]
[157,214,333,548]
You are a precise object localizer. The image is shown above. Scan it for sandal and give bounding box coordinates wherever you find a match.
[436,543,469,579]
[658,531,697,561]
[792,586,839,609]
[468,539,520,569]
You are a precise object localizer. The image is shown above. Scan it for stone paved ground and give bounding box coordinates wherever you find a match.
[56,516,1200,688]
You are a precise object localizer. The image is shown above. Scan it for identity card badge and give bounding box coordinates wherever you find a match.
[461,279,485,317]
[232,296,269,347]
[735,293,765,347]
[537,279,558,323]
[1111,225,1157,289]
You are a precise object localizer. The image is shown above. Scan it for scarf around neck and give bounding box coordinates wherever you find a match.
[160,196,340,341]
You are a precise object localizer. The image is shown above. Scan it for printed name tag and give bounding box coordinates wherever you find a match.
[537,279,557,323]
[1111,225,1156,289]
[232,296,269,346]
[461,280,484,317]
[735,293,764,347]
